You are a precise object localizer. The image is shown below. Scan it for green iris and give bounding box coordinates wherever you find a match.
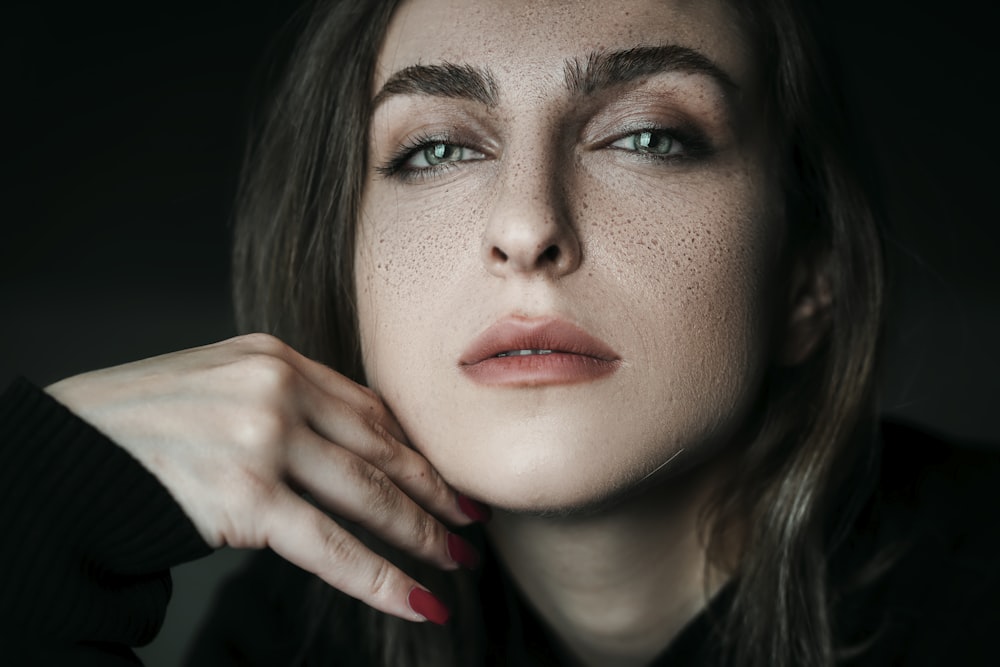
[632,130,674,155]
[423,143,463,165]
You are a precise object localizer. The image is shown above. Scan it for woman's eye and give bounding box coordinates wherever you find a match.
[377,138,489,180]
[611,130,681,156]
[405,142,485,169]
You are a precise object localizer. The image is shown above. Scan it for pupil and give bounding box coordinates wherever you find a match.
[427,143,457,164]
[638,131,672,154]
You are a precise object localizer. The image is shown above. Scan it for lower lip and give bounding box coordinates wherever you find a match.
[461,353,620,387]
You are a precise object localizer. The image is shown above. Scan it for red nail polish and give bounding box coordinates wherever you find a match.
[457,493,492,522]
[447,532,480,569]
[408,587,450,625]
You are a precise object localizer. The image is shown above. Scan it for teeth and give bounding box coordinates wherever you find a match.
[496,349,554,357]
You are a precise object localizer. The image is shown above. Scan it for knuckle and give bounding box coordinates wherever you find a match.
[356,389,395,428]
[357,461,399,517]
[247,354,297,393]
[366,558,395,602]
[234,408,291,451]
[366,424,398,469]
[319,524,358,566]
[238,332,288,356]
[411,512,441,557]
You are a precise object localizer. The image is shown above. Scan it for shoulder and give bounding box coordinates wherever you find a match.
[879,420,1000,497]
[878,420,1000,549]
[837,421,1000,666]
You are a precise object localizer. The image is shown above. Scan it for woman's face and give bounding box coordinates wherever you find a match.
[356,0,784,513]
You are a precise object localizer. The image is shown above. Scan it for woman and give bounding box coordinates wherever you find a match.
[2,0,996,665]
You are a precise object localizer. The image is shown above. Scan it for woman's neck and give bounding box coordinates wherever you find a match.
[486,464,731,667]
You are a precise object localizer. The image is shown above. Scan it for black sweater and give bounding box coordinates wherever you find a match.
[2,377,998,665]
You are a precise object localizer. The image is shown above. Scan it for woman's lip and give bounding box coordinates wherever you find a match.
[459,318,621,386]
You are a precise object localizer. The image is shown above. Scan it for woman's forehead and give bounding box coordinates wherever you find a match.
[374,0,754,96]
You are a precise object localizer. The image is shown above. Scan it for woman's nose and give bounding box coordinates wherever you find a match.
[480,168,582,279]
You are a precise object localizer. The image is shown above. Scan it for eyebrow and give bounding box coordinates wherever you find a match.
[372,44,736,110]
[564,45,738,95]
[373,62,500,109]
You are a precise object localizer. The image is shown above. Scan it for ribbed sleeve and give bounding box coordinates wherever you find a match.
[0,377,212,661]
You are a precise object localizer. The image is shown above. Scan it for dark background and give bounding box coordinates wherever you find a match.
[2,1,998,663]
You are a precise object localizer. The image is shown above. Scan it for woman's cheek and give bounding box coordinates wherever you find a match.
[355,188,483,393]
[360,182,486,294]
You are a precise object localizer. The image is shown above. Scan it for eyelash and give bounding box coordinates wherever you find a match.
[605,123,713,162]
[375,124,714,182]
[375,131,480,182]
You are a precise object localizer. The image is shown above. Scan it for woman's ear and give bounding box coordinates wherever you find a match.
[778,256,833,366]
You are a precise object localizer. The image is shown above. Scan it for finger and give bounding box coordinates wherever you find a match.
[298,393,473,527]
[263,488,450,625]
[243,334,410,446]
[287,429,478,571]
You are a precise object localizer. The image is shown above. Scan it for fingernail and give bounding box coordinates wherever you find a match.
[447,532,480,570]
[408,587,450,625]
[457,493,492,523]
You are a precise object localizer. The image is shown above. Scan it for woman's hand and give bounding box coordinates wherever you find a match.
[45,333,484,625]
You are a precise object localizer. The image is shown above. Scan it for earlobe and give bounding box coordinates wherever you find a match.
[779,259,834,366]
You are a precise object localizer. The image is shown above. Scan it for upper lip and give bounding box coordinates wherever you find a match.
[459,316,620,366]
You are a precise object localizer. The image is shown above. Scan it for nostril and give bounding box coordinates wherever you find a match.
[491,247,509,262]
[541,245,560,264]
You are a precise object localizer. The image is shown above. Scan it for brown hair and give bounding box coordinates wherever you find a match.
[711,2,885,665]
[231,0,886,665]
[232,0,399,382]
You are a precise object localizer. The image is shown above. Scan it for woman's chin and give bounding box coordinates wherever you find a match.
[426,438,688,517]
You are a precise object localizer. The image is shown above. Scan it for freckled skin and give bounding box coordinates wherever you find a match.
[355,0,786,513]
